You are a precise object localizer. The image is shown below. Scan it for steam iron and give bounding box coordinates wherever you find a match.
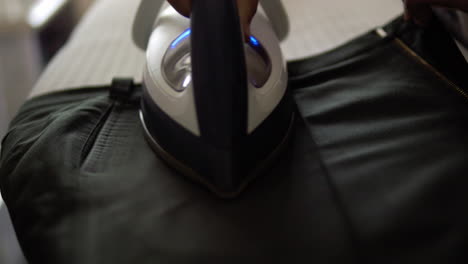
[133,0,294,197]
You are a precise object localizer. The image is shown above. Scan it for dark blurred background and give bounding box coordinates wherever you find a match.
[0,1,95,263]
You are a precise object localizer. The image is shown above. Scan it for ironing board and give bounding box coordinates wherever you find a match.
[29,0,403,98]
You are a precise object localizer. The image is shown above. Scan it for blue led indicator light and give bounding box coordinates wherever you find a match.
[250,36,260,46]
[171,30,259,48]
[171,28,192,48]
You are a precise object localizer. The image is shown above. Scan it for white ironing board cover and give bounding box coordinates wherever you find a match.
[30,0,403,98]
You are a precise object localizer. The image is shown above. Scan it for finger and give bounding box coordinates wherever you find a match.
[404,0,434,25]
[405,0,468,12]
[167,0,191,17]
[404,0,468,25]
[237,0,259,37]
[167,0,259,39]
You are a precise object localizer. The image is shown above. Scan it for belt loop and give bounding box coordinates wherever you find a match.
[110,78,135,101]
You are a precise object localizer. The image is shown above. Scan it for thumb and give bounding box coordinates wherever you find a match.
[237,0,259,38]
[167,0,259,38]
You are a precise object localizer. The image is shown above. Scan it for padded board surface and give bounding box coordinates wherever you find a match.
[29,0,403,98]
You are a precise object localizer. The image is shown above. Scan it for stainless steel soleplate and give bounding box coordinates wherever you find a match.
[140,110,295,199]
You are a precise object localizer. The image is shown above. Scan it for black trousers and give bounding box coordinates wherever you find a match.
[1,17,468,263]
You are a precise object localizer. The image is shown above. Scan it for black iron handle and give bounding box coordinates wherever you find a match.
[191,0,249,149]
